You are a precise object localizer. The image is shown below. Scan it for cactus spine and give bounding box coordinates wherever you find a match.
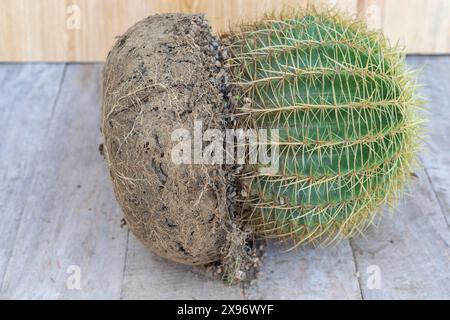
[225,10,422,245]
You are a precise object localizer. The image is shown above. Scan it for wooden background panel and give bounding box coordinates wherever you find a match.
[0,0,448,62]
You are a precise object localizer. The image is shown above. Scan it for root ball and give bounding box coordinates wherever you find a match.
[102,14,231,265]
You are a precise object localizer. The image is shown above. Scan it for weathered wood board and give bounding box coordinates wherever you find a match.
[408,56,450,225]
[246,241,362,300]
[0,57,449,299]
[0,64,66,290]
[121,236,244,300]
[350,57,450,300]
[0,64,129,299]
[351,170,450,299]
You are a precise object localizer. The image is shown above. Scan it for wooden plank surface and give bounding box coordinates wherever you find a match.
[0,64,128,299]
[246,241,362,300]
[351,171,450,299]
[121,237,244,300]
[0,57,450,299]
[1,0,450,62]
[349,57,450,299]
[408,56,450,224]
[0,64,66,289]
[350,169,450,299]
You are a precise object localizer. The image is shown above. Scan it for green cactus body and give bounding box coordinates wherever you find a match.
[226,11,421,245]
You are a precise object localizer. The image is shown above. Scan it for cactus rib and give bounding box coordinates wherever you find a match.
[226,9,423,245]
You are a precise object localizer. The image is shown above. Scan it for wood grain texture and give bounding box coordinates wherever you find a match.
[121,236,244,300]
[0,64,66,289]
[348,56,450,300]
[350,169,450,299]
[0,58,449,299]
[408,56,450,224]
[0,64,128,299]
[246,241,362,299]
[0,0,449,62]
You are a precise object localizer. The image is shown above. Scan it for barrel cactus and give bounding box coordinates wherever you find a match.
[225,10,421,245]
[102,9,422,281]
